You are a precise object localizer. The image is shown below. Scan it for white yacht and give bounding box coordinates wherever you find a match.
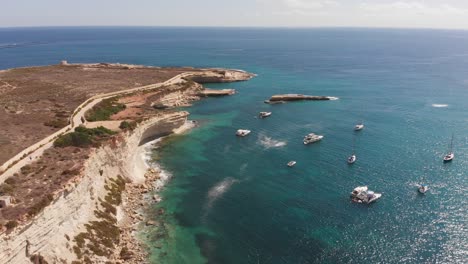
[443,133,454,162]
[287,161,297,167]
[418,185,429,194]
[347,136,357,164]
[259,112,272,118]
[354,122,364,131]
[236,129,251,137]
[347,154,356,164]
[303,133,324,145]
[350,186,382,204]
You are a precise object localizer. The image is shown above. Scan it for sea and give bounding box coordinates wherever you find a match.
[1,27,467,263]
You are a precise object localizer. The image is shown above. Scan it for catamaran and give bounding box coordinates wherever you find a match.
[443,133,454,162]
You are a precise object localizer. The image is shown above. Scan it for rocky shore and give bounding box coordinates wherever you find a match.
[0,65,254,264]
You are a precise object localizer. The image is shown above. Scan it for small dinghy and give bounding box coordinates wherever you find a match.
[236,129,251,137]
[350,186,382,204]
[287,161,297,167]
[259,112,272,118]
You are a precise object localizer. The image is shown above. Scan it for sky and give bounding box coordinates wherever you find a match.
[1,0,468,29]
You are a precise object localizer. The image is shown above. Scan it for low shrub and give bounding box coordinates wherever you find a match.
[53,126,116,148]
[5,220,18,230]
[0,183,14,195]
[85,98,126,121]
[119,121,137,131]
[44,119,68,128]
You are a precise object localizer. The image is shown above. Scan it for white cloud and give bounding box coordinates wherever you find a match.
[283,0,339,10]
[359,1,468,17]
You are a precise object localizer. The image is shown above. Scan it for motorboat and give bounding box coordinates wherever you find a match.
[236,129,251,137]
[347,154,356,164]
[350,186,381,204]
[418,185,429,194]
[287,161,297,167]
[303,133,323,145]
[259,112,272,118]
[443,133,454,162]
[354,122,364,131]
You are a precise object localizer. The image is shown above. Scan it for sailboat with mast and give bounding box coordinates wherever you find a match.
[347,136,357,164]
[443,133,454,162]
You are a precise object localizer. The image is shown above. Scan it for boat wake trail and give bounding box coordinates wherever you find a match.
[432,104,448,108]
[258,134,287,149]
[205,177,239,211]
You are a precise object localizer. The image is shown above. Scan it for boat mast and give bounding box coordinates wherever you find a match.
[449,133,454,153]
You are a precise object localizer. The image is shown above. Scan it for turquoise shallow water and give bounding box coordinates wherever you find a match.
[1,27,467,263]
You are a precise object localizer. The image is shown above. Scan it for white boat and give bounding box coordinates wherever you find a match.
[354,122,364,131]
[418,185,429,194]
[347,154,356,164]
[443,133,454,162]
[350,186,382,204]
[287,161,297,167]
[236,129,251,137]
[347,136,357,164]
[259,112,272,118]
[303,133,324,145]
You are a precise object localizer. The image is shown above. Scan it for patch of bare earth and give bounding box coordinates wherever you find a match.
[0,64,193,165]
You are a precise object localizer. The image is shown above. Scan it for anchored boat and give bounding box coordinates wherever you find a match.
[354,122,364,131]
[443,133,454,162]
[236,129,251,137]
[259,112,272,118]
[303,133,323,145]
[287,161,296,167]
[350,186,381,204]
[418,184,429,194]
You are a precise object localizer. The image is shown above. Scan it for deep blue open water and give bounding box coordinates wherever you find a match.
[1,27,467,263]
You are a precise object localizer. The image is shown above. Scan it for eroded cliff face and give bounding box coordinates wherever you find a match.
[0,112,189,264]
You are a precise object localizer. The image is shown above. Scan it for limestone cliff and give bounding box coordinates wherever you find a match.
[0,112,188,264]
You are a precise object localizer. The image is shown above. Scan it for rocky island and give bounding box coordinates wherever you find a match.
[0,62,254,263]
[265,94,338,104]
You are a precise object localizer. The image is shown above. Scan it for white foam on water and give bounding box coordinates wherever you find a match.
[432,104,448,108]
[258,134,287,149]
[205,177,238,210]
[328,96,339,100]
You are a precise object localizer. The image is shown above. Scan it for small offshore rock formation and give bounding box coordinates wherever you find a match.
[197,89,236,97]
[265,94,336,104]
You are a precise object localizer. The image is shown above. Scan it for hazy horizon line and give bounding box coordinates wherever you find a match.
[1,25,468,32]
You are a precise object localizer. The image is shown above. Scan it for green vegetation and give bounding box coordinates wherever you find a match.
[73,176,126,261]
[28,194,54,216]
[53,126,116,148]
[0,183,14,195]
[5,220,18,230]
[119,120,137,131]
[85,97,126,121]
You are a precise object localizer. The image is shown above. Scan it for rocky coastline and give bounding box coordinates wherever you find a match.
[0,65,254,263]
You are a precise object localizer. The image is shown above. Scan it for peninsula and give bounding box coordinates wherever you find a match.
[0,62,254,263]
